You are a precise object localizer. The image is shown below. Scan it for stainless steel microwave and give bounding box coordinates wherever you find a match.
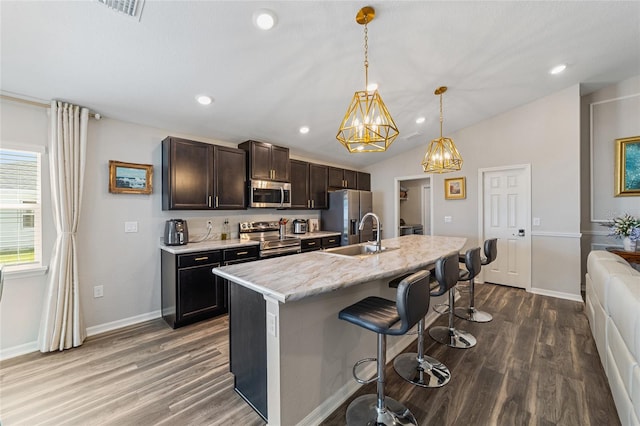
[249,180,291,208]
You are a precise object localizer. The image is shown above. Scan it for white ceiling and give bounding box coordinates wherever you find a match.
[2,1,639,169]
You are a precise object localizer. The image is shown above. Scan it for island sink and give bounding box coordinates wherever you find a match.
[322,242,397,258]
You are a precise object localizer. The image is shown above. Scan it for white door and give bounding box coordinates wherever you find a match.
[422,185,432,235]
[480,165,531,289]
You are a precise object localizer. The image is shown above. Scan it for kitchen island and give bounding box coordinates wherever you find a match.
[213,234,466,425]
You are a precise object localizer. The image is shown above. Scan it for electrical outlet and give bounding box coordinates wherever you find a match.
[94,285,104,298]
[124,221,138,233]
[206,220,213,229]
[267,312,277,337]
[533,217,541,226]
[444,216,452,223]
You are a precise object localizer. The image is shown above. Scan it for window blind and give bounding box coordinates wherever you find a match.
[0,148,42,266]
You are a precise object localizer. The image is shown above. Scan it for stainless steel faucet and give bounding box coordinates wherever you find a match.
[359,212,381,252]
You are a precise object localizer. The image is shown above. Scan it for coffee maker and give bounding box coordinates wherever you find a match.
[164,219,189,245]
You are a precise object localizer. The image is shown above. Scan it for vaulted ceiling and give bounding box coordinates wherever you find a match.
[2,1,639,168]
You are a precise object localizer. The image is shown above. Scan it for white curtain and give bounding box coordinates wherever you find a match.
[38,101,89,352]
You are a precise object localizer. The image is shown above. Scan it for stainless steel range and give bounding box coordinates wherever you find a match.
[239,221,301,258]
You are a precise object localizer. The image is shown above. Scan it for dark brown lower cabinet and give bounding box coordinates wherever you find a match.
[161,250,226,328]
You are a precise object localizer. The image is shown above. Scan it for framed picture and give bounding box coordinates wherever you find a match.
[615,136,640,196]
[109,160,153,194]
[444,177,466,200]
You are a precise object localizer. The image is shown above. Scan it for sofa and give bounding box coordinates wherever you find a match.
[585,250,640,425]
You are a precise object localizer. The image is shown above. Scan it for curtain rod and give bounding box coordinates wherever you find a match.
[1,94,102,119]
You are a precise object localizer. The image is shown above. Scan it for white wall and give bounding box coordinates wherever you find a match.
[0,99,329,357]
[365,85,583,299]
[580,75,640,277]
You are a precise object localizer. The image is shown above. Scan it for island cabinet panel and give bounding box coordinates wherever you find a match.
[162,137,246,210]
[328,167,357,190]
[290,159,310,209]
[161,250,226,328]
[162,137,213,210]
[229,282,268,421]
[239,140,290,182]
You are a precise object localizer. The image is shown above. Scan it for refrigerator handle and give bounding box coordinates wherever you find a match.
[349,219,358,236]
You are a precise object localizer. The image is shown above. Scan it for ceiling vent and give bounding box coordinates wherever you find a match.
[97,0,145,21]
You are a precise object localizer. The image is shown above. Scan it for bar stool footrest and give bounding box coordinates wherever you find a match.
[352,357,378,384]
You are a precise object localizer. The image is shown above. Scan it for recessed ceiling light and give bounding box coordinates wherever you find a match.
[367,83,378,91]
[550,64,567,75]
[253,9,277,30]
[416,117,426,124]
[299,126,310,134]
[196,95,212,105]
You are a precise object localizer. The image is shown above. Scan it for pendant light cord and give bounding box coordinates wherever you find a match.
[364,19,369,89]
[439,93,444,138]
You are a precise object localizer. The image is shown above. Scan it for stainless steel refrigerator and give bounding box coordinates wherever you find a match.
[321,190,373,246]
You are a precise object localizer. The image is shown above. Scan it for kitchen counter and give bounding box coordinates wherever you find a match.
[159,238,258,254]
[214,234,464,303]
[286,230,341,240]
[213,234,466,425]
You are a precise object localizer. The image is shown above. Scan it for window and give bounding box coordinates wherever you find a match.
[0,147,42,269]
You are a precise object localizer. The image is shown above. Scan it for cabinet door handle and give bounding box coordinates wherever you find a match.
[328,239,335,243]
[307,200,310,208]
[208,195,212,208]
[194,256,209,261]
[236,251,249,255]
[215,196,219,208]
[311,200,315,208]
[308,241,316,246]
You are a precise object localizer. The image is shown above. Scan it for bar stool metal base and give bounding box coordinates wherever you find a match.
[454,306,493,323]
[393,353,451,387]
[346,394,417,426]
[429,326,477,349]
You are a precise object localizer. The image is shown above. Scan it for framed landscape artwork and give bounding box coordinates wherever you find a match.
[109,160,153,194]
[444,177,466,200]
[614,136,640,197]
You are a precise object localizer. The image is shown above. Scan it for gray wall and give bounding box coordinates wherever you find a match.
[0,100,334,356]
[580,76,640,277]
[366,85,583,299]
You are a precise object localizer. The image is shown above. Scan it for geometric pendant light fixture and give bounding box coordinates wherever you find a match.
[336,6,399,153]
[421,86,463,173]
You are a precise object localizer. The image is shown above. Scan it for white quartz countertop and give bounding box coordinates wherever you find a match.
[213,234,466,303]
[285,231,341,240]
[160,238,259,254]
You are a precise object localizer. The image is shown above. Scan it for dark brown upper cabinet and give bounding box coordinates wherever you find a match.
[162,137,246,210]
[290,160,328,209]
[290,159,310,209]
[239,140,290,182]
[328,167,357,190]
[356,171,371,191]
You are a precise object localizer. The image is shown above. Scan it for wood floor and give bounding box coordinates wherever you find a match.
[0,284,619,425]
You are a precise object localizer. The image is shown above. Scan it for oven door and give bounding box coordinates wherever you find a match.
[249,180,291,208]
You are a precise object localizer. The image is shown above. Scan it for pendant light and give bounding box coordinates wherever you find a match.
[421,86,463,173]
[336,6,399,153]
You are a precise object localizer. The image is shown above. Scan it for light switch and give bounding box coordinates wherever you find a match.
[124,221,138,233]
[533,217,541,226]
[444,216,452,223]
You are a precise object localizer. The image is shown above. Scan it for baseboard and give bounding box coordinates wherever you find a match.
[0,340,39,361]
[529,287,583,303]
[297,307,446,426]
[0,310,162,361]
[86,310,162,336]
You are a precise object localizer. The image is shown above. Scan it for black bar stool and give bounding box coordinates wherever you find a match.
[389,269,451,388]
[454,239,496,323]
[338,270,430,426]
[429,252,477,349]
